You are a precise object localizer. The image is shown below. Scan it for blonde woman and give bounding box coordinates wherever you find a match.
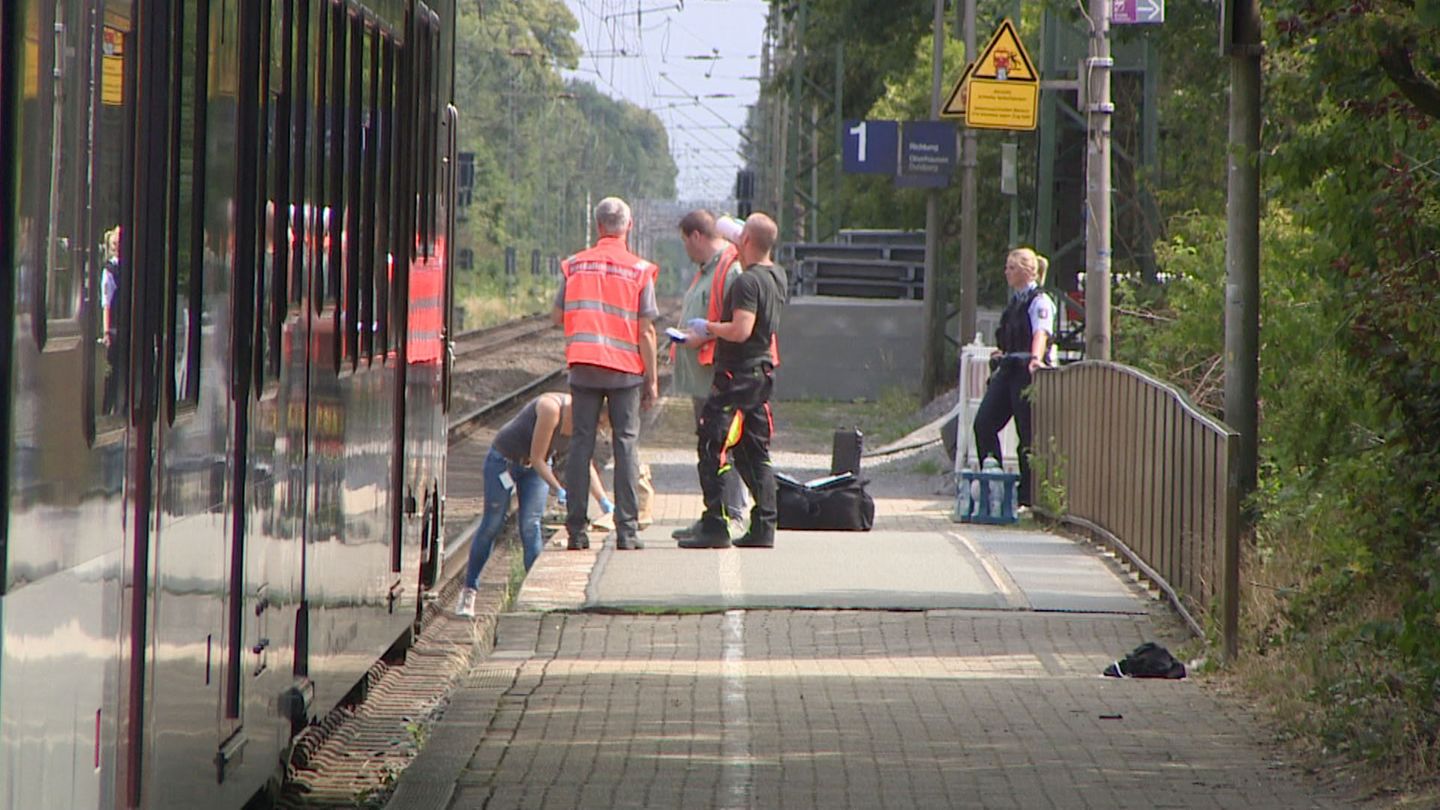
[973,247,1055,508]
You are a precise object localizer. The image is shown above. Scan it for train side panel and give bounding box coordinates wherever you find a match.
[1,2,128,807]
[0,0,456,806]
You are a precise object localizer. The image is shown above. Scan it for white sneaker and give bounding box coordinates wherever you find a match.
[726,518,748,541]
[454,587,477,618]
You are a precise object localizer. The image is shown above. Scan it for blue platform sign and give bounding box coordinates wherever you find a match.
[896,121,957,188]
[842,120,899,175]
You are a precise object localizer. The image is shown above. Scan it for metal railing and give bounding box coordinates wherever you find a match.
[1032,361,1241,660]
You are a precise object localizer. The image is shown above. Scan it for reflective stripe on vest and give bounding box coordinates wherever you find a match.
[561,236,652,374]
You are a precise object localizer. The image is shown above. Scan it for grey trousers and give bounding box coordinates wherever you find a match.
[693,396,750,522]
[566,383,642,543]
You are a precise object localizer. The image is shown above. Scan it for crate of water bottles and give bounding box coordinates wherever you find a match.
[954,456,1020,525]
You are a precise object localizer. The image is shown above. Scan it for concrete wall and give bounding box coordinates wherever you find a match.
[772,298,1003,401]
[774,298,924,401]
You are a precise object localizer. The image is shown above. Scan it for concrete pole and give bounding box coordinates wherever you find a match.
[1084,0,1113,360]
[921,0,947,401]
[1225,0,1261,505]
[958,0,978,347]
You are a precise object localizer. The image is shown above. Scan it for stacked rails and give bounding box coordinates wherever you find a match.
[779,230,927,300]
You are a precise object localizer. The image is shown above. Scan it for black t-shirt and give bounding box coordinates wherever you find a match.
[716,262,786,370]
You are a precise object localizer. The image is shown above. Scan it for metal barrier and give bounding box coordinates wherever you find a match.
[1032,361,1241,660]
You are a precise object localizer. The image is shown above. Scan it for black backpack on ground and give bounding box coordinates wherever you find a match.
[1102,642,1187,679]
[777,472,875,531]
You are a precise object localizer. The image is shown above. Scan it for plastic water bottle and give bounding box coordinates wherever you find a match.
[955,465,973,518]
[982,456,1003,517]
[716,214,745,243]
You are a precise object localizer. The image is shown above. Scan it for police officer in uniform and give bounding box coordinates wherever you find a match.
[552,197,660,551]
[680,213,787,549]
[973,247,1055,508]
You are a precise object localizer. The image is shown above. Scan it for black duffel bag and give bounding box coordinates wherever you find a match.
[777,473,875,531]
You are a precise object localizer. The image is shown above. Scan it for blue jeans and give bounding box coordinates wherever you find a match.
[465,448,549,589]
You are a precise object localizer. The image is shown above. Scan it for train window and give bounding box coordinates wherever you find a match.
[342,11,362,368]
[416,20,432,256]
[289,0,309,308]
[15,0,93,347]
[0,0,15,573]
[252,0,277,393]
[359,26,379,363]
[96,22,134,424]
[388,30,408,354]
[42,1,87,328]
[375,36,395,357]
[423,19,438,256]
[166,0,210,417]
[267,0,292,379]
[310,1,328,315]
[326,0,347,343]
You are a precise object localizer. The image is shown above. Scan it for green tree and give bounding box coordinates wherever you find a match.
[451,0,678,322]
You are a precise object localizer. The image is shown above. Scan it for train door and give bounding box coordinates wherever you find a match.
[1,1,129,807]
[123,0,285,806]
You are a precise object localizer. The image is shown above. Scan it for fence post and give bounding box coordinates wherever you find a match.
[1222,432,1241,662]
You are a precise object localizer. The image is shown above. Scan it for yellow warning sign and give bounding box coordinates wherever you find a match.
[965,79,1039,131]
[971,19,1037,83]
[939,61,974,120]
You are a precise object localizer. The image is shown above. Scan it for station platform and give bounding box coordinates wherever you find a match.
[386,427,1350,809]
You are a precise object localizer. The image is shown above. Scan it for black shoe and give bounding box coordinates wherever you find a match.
[566,534,590,550]
[617,536,645,550]
[671,519,703,540]
[732,532,774,548]
[677,524,731,549]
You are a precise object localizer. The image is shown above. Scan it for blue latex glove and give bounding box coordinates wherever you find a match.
[599,497,614,515]
[686,317,710,338]
[554,487,567,507]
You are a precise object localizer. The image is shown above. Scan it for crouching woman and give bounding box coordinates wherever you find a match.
[455,392,610,616]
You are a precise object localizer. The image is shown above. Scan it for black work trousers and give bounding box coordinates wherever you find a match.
[697,364,777,543]
[972,360,1034,506]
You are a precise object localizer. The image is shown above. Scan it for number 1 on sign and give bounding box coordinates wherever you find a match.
[848,121,867,163]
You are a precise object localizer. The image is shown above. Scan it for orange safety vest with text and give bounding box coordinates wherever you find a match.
[561,235,655,375]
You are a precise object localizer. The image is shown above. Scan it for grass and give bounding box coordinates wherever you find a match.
[911,458,945,476]
[773,387,927,453]
[456,275,558,330]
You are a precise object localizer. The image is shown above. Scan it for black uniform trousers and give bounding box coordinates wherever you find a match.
[973,359,1035,506]
[697,363,777,542]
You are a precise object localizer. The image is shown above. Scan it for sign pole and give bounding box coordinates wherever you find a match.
[958,0,978,347]
[1084,0,1113,360]
[1224,0,1262,519]
[921,0,947,401]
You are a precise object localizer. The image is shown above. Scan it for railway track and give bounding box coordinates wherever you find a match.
[448,302,681,439]
[451,313,555,365]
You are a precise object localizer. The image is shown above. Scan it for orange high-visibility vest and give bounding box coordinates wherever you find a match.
[561,236,655,375]
[688,246,781,368]
[695,243,741,367]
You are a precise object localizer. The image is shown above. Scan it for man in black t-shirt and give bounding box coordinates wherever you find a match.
[680,213,787,549]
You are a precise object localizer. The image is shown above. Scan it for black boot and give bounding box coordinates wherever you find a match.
[732,524,774,548]
[677,519,731,549]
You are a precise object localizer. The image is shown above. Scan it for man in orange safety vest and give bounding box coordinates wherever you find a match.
[669,210,749,542]
[679,213,787,549]
[551,196,659,552]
